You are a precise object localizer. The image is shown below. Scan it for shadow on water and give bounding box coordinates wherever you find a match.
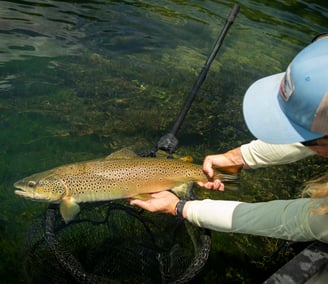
[1,0,328,283]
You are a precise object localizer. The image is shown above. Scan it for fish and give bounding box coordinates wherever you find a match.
[14,148,238,223]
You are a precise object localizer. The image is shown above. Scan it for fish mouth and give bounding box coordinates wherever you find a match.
[15,189,27,194]
[14,187,33,198]
[14,188,50,202]
[14,182,26,195]
[14,183,57,202]
[14,182,37,199]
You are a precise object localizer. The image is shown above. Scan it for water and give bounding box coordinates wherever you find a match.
[1,0,328,283]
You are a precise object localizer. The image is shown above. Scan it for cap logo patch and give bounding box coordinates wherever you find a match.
[279,64,294,101]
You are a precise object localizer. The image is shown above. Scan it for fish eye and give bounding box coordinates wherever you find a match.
[28,181,36,188]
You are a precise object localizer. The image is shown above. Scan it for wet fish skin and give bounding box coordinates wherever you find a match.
[14,150,237,223]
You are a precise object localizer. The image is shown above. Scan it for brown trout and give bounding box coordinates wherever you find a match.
[14,149,237,223]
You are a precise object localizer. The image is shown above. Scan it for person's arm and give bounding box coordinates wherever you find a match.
[185,198,328,243]
[199,140,316,190]
[130,191,328,243]
[241,140,316,169]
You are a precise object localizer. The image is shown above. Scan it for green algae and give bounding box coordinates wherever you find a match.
[1,1,328,283]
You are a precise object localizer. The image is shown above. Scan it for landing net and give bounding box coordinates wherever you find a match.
[21,200,210,283]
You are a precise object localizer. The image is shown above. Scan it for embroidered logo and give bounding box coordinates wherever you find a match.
[279,64,294,101]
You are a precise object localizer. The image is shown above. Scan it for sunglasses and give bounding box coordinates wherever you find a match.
[301,136,328,147]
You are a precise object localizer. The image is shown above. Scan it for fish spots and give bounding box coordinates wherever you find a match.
[27,178,67,197]
[15,155,207,205]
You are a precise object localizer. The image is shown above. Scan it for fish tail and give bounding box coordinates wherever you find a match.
[214,164,243,174]
[214,171,240,191]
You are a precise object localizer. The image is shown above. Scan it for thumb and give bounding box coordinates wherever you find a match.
[203,160,214,178]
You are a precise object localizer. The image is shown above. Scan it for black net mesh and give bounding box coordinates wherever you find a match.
[21,200,211,284]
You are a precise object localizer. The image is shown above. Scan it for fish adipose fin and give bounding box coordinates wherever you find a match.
[60,196,80,223]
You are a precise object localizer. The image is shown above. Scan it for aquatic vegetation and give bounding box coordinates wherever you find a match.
[1,0,328,283]
[3,45,327,284]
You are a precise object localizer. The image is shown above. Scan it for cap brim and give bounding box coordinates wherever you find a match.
[243,73,323,144]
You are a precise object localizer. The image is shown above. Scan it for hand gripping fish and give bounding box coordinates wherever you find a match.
[14,149,238,223]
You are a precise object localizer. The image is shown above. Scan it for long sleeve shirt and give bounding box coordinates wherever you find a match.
[186,140,328,243]
[240,140,315,168]
[186,198,328,243]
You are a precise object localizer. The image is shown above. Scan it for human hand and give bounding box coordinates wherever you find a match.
[197,179,225,191]
[197,148,245,191]
[129,190,180,215]
[196,154,228,191]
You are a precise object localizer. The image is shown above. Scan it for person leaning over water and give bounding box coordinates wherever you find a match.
[130,33,328,243]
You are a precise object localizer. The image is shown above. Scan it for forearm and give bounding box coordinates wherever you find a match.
[183,199,241,229]
[184,198,328,243]
[203,140,315,173]
[220,147,250,170]
[241,140,315,169]
[202,147,250,178]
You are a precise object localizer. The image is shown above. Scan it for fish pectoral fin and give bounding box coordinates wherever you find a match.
[170,182,193,198]
[133,193,153,201]
[59,197,80,224]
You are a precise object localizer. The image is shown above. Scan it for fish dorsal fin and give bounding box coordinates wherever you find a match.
[105,148,139,160]
[156,150,194,162]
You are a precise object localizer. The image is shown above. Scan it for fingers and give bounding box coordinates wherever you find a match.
[197,180,225,191]
[212,180,225,191]
[200,154,227,191]
[202,156,214,178]
[129,198,144,207]
[129,197,156,212]
[129,191,179,215]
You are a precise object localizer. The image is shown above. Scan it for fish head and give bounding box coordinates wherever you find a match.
[14,170,66,203]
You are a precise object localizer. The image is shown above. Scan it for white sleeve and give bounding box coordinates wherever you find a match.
[186,198,328,243]
[240,140,315,169]
[186,199,241,231]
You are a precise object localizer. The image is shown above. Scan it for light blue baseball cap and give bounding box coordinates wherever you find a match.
[243,35,328,144]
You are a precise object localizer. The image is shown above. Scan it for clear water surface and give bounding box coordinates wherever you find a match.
[1,0,328,283]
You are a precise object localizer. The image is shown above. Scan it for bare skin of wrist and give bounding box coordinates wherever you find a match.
[129,191,191,219]
[223,147,249,169]
[129,147,249,214]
